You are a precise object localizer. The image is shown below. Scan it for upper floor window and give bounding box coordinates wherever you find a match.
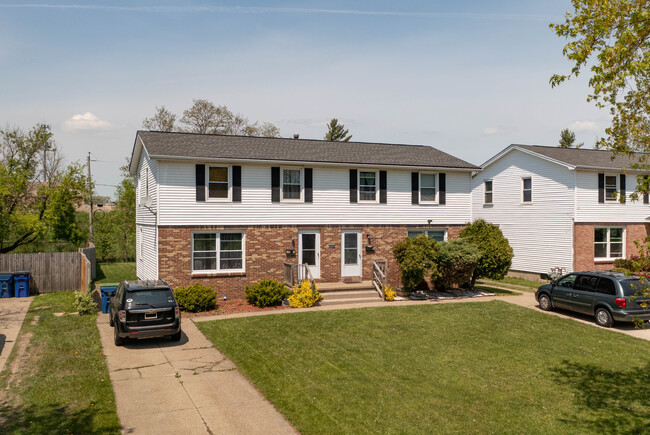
[484,180,493,205]
[359,171,378,202]
[282,168,302,201]
[594,227,624,260]
[420,173,437,203]
[208,166,230,200]
[604,175,618,202]
[407,229,447,242]
[522,177,532,203]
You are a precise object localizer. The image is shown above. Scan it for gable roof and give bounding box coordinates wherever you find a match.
[130,131,478,175]
[481,144,644,171]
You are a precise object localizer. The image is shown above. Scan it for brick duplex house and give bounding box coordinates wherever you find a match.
[129,131,478,299]
[472,144,650,277]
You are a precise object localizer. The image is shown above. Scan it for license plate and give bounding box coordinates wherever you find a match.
[144,312,157,320]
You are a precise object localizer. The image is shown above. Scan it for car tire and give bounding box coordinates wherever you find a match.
[595,308,613,327]
[109,314,114,327]
[538,294,553,311]
[114,325,124,346]
[171,330,182,342]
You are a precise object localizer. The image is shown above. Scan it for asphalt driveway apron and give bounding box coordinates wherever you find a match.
[97,315,297,435]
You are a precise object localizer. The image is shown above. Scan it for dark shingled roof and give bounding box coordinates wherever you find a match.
[515,144,642,170]
[136,131,478,169]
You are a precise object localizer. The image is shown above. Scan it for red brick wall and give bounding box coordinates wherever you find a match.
[573,222,650,271]
[157,224,463,300]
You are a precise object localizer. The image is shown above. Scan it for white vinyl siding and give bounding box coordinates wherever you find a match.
[135,150,158,227]
[471,149,574,274]
[575,171,650,222]
[136,224,158,280]
[157,162,472,225]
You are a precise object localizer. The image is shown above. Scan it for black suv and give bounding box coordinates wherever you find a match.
[535,271,650,327]
[109,280,181,346]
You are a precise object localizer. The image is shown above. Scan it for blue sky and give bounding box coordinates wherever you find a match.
[0,1,606,198]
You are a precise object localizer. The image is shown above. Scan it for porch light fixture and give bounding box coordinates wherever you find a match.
[285,249,296,255]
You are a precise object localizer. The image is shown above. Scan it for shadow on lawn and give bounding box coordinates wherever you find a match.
[552,360,650,434]
[0,402,119,434]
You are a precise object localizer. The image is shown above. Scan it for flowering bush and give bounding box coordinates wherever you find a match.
[384,285,396,301]
[288,280,322,308]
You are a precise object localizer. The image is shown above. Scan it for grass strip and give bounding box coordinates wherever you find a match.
[0,292,120,434]
[94,262,136,284]
[198,301,650,434]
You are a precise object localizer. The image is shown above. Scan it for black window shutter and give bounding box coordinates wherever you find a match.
[620,174,626,203]
[196,164,206,202]
[232,165,241,202]
[271,167,280,202]
[598,173,605,203]
[349,169,358,203]
[304,168,313,203]
[411,172,419,204]
[379,170,387,204]
[439,173,446,205]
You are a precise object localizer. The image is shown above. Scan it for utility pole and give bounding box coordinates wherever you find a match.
[87,152,94,243]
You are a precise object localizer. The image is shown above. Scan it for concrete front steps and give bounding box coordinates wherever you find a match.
[317,281,383,306]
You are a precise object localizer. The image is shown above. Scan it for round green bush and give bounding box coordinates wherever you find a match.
[173,283,217,312]
[245,279,290,307]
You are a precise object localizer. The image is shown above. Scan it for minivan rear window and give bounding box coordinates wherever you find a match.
[621,280,649,297]
[126,289,174,306]
[596,278,616,295]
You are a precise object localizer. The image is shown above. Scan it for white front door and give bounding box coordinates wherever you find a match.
[341,230,362,277]
[298,230,320,279]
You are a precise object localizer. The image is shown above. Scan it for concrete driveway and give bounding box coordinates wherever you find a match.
[97,314,297,435]
[0,297,32,373]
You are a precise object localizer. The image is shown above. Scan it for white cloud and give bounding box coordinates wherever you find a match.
[483,127,500,135]
[569,120,598,132]
[63,112,112,131]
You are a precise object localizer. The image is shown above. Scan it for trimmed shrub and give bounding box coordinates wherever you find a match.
[245,279,290,308]
[288,280,322,308]
[434,238,482,291]
[174,283,217,312]
[392,235,439,291]
[460,219,514,288]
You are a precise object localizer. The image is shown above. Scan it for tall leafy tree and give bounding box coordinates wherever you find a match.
[325,118,352,142]
[0,125,87,253]
[558,128,584,148]
[459,219,514,289]
[142,99,281,137]
[550,1,650,166]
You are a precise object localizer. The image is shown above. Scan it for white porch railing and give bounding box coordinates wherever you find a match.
[372,259,387,299]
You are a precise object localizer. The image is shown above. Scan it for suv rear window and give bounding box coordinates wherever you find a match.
[126,289,175,306]
[621,280,649,297]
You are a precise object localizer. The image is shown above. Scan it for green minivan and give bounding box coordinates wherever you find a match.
[535,271,650,327]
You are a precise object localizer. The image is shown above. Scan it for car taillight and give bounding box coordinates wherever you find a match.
[175,307,180,319]
[119,310,126,321]
[615,297,626,308]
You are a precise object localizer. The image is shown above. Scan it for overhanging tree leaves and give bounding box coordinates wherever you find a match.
[460,219,514,289]
[325,118,352,142]
[550,1,650,167]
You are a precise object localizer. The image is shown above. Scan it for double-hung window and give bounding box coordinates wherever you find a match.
[359,171,377,202]
[484,180,493,205]
[282,168,302,201]
[192,232,245,272]
[522,177,532,203]
[420,173,437,203]
[594,227,624,260]
[605,175,618,202]
[407,229,447,242]
[208,166,230,200]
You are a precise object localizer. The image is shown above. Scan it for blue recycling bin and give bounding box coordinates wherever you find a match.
[13,271,30,297]
[100,284,118,314]
[0,272,14,298]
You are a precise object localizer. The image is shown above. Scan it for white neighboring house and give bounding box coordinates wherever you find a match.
[130,131,478,298]
[472,144,650,277]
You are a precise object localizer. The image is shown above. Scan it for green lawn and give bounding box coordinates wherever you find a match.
[94,261,136,284]
[198,302,650,434]
[0,292,120,434]
[478,276,543,292]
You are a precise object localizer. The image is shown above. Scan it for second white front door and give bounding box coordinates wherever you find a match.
[341,230,362,277]
[298,230,320,279]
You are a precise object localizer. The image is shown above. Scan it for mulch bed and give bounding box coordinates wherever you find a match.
[181,299,290,318]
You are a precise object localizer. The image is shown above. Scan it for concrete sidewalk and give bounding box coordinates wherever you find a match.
[97,314,297,435]
[0,297,33,373]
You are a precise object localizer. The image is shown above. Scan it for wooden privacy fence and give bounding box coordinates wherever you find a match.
[0,251,91,294]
